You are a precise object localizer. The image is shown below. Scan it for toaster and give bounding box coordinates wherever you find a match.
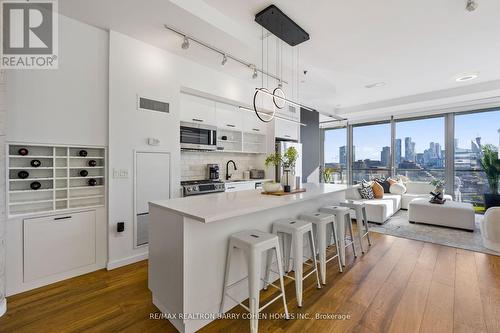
[250,169,265,179]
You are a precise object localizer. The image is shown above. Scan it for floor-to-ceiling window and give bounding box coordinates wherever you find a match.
[352,122,391,183]
[454,109,500,212]
[322,127,347,183]
[395,116,445,182]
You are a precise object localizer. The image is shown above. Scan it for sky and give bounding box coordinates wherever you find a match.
[324,109,500,162]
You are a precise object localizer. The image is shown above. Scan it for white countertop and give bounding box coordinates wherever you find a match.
[150,183,353,223]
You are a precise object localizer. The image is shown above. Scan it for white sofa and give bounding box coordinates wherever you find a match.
[480,207,500,252]
[346,181,452,224]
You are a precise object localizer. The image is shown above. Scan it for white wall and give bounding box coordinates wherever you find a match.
[107,31,265,268]
[6,15,108,146]
[4,15,109,295]
[0,70,6,316]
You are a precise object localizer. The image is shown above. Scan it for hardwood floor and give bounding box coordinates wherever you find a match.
[1,232,499,333]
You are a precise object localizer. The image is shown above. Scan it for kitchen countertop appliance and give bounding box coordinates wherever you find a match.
[249,169,265,179]
[181,179,225,197]
[207,164,220,180]
[180,121,217,151]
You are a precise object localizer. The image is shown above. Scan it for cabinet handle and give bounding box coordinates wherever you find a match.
[284,135,291,138]
[54,216,72,220]
[252,128,260,132]
[192,118,203,122]
[226,124,236,128]
[227,186,235,190]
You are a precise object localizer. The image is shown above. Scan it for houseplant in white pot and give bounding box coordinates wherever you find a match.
[265,146,298,192]
[480,144,500,210]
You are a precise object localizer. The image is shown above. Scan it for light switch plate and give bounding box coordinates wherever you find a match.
[113,168,129,179]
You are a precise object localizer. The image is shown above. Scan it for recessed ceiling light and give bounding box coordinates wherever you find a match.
[365,82,386,88]
[455,72,479,82]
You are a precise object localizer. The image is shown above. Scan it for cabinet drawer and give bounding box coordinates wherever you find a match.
[225,182,255,192]
[23,210,96,282]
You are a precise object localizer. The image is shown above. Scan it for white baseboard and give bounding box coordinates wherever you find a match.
[107,252,148,270]
[0,298,6,317]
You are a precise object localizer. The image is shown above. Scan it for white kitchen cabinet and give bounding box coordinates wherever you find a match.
[242,111,268,134]
[277,105,299,121]
[23,210,96,282]
[275,118,299,141]
[180,93,216,126]
[224,182,256,192]
[216,103,243,131]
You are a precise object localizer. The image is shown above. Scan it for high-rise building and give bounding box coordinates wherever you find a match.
[381,146,390,167]
[339,146,347,167]
[404,137,415,161]
[395,139,402,165]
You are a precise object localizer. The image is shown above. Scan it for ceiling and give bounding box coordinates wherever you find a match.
[59,0,500,119]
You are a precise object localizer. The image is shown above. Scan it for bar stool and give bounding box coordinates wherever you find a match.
[299,212,343,285]
[319,205,358,266]
[220,229,289,333]
[265,218,321,307]
[338,200,372,253]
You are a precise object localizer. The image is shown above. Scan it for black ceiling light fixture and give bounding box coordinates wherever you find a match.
[254,5,310,46]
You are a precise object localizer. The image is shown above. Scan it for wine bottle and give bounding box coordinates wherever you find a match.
[80,170,88,177]
[18,170,29,179]
[88,178,97,186]
[88,160,97,167]
[30,159,41,167]
[79,150,88,157]
[18,148,29,156]
[30,181,41,190]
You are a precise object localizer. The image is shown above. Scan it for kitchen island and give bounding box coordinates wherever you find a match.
[149,183,356,333]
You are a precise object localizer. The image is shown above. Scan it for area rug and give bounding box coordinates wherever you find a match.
[368,210,500,256]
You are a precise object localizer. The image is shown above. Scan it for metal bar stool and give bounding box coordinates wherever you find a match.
[298,212,343,284]
[220,229,289,333]
[319,205,358,266]
[265,218,321,307]
[338,200,372,253]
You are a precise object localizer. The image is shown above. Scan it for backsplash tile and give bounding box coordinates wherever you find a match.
[181,151,267,181]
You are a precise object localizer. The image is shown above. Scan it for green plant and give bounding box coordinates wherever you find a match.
[322,167,334,183]
[265,147,298,169]
[480,144,500,194]
[429,178,445,189]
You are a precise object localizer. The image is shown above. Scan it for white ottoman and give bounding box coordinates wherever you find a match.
[408,198,475,231]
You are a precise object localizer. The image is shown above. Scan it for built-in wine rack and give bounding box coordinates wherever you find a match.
[7,144,106,216]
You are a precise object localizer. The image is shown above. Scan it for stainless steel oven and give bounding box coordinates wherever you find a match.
[180,122,217,151]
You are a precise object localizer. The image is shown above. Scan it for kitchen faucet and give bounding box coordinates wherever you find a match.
[226,160,237,180]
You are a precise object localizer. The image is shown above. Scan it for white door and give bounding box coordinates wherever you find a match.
[135,152,170,247]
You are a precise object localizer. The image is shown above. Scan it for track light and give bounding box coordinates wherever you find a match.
[221,54,227,65]
[181,36,190,49]
[466,0,478,11]
[252,68,258,79]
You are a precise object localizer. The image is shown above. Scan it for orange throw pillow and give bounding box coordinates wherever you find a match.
[387,178,397,186]
[371,181,384,199]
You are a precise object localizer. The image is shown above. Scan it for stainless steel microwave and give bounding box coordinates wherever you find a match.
[180,121,217,151]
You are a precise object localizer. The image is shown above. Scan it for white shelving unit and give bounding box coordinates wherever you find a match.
[7,144,106,216]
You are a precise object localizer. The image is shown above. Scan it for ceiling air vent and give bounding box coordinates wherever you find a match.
[137,96,170,114]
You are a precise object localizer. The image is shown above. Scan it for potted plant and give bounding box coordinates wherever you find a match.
[265,147,298,192]
[429,178,445,193]
[480,144,500,210]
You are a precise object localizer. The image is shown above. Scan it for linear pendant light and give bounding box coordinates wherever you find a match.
[255,88,346,121]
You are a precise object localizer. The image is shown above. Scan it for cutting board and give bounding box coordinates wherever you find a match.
[261,188,306,196]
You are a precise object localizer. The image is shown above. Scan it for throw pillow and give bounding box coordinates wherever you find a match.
[371,181,384,199]
[387,178,397,186]
[390,182,406,194]
[358,180,375,199]
[375,178,391,193]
